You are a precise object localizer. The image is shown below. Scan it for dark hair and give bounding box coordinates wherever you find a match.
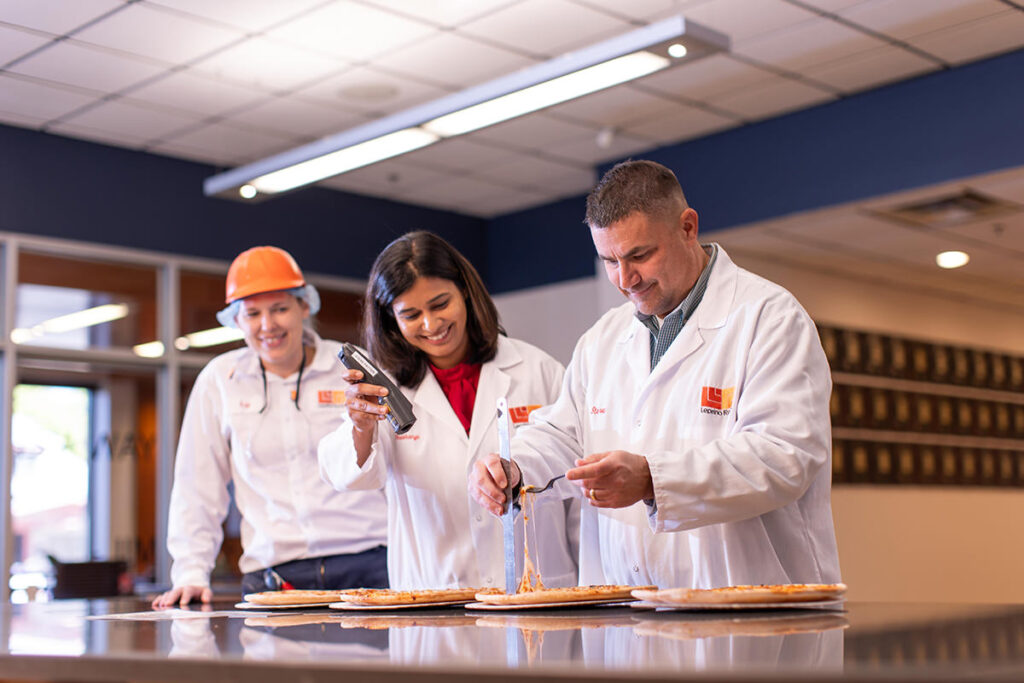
[584,159,688,228]
[363,231,504,387]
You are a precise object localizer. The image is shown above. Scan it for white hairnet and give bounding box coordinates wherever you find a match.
[216,284,321,329]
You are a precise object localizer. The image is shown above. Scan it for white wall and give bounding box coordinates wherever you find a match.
[494,260,622,366]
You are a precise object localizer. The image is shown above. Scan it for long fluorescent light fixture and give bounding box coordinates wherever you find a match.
[10,303,129,344]
[204,15,728,200]
[132,326,246,358]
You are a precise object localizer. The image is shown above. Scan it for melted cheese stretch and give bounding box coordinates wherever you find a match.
[517,489,545,593]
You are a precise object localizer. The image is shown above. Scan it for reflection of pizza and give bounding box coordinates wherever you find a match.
[338,587,501,606]
[632,612,849,639]
[632,583,847,605]
[243,589,347,605]
[335,615,480,629]
[474,584,656,606]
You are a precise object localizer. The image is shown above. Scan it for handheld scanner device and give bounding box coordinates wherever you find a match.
[338,343,417,435]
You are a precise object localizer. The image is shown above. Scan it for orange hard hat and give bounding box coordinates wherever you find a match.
[224,246,306,304]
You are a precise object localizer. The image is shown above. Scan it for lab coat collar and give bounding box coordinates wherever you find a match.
[230,329,325,379]
[617,242,736,345]
[409,336,521,445]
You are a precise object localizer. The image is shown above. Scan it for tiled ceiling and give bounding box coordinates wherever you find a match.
[1,0,1023,219]
[713,163,1024,319]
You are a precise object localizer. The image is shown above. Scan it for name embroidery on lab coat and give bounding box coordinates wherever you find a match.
[700,386,735,416]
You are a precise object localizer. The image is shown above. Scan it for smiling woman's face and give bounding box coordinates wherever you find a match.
[391,276,469,369]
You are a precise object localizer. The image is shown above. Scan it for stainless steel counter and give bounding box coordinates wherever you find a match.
[1,598,1023,682]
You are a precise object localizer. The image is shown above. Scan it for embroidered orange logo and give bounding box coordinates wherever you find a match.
[509,404,542,425]
[317,390,346,405]
[701,386,735,412]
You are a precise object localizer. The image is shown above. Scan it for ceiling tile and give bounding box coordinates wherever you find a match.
[226,96,369,139]
[0,0,124,35]
[458,0,633,57]
[708,75,834,120]
[72,3,244,65]
[972,167,1024,204]
[635,54,775,103]
[147,138,245,166]
[473,152,593,189]
[127,68,269,117]
[838,0,1005,42]
[458,186,553,217]
[318,159,451,195]
[398,171,508,201]
[542,128,654,165]
[371,31,534,90]
[55,97,203,141]
[191,35,349,94]
[735,17,888,73]
[801,44,937,93]
[620,103,735,145]
[160,120,298,162]
[682,0,819,42]
[568,0,710,23]
[546,86,686,127]
[8,40,169,94]
[358,0,522,28]
[143,0,327,33]
[295,65,449,117]
[0,73,97,121]
[906,10,1024,65]
[46,120,151,148]
[267,1,436,62]
[468,112,597,150]
[0,110,48,129]
[785,0,868,10]
[400,136,510,172]
[0,25,54,66]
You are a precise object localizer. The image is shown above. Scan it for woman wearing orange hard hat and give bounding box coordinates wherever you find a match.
[153,246,388,608]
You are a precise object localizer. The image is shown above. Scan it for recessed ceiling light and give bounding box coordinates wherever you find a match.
[936,250,969,269]
[667,43,688,58]
[239,184,257,199]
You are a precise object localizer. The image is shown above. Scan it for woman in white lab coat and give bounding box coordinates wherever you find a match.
[318,231,578,590]
[153,246,388,608]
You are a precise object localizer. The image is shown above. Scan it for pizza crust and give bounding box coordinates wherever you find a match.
[632,583,847,605]
[243,589,347,605]
[474,584,656,606]
[338,587,501,606]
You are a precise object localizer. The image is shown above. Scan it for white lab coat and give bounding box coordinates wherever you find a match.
[167,332,388,588]
[511,246,840,588]
[318,336,578,590]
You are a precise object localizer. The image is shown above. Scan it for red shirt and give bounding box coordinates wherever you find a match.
[429,361,482,434]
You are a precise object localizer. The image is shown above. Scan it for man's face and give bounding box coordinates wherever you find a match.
[590,208,702,318]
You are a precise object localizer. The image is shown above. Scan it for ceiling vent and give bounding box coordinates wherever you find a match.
[868,189,1022,228]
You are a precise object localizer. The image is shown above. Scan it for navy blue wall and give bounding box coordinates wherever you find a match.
[0,124,486,281]
[487,47,1024,294]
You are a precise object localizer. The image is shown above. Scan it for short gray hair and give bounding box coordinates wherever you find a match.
[584,159,687,228]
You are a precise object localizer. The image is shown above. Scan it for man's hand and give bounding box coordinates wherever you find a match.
[152,585,213,609]
[469,453,521,517]
[566,450,654,508]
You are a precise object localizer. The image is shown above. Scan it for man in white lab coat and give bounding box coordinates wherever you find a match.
[470,160,840,589]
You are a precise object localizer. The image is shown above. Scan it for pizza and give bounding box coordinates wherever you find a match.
[336,587,502,606]
[243,589,347,605]
[474,584,656,606]
[632,583,847,605]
